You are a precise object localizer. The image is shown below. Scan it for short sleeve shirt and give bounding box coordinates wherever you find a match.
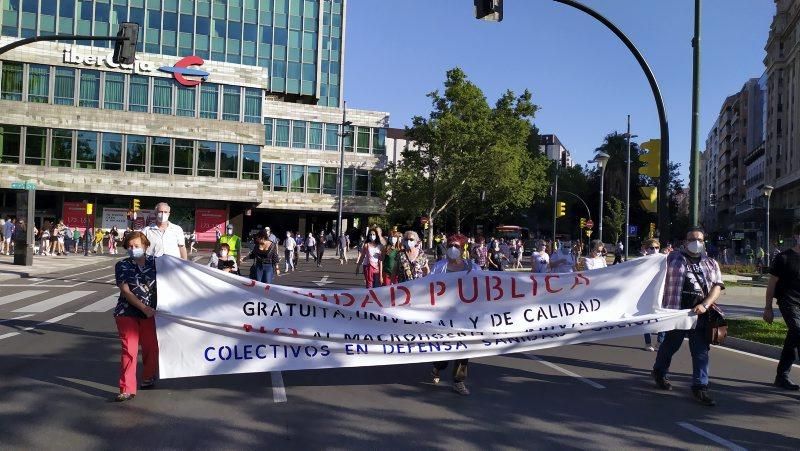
[114,256,157,318]
[531,251,550,273]
[144,223,185,257]
[398,251,428,281]
[771,249,800,305]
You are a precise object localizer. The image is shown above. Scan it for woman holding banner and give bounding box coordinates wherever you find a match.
[113,231,158,402]
[429,234,481,395]
[397,230,429,282]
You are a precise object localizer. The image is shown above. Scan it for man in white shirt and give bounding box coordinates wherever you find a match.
[305,233,316,262]
[530,240,550,273]
[549,242,576,273]
[143,202,187,259]
[284,232,296,272]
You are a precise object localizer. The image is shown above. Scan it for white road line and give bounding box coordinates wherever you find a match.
[12,291,95,313]
[77,295,118,313]
[271,371,287,403]
[677,422,748,451]
[0,314,34,324]
[523,353,606,389]
[0,290,48,306]
[0,312,75,340]
[714,345,800,368]
[31,265,115,285]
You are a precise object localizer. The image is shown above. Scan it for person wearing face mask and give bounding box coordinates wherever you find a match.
[549,242,576,273]
[640,238,664,351]
[113,231,158,402]
[305,232,317,263]
[578,240,607,271]
[763,222,800,391]
[143,202,187,259]
[531,240,550,274]
[472,237,488,270]
[284,231,296,272]
[218,224,241,260]
[241,230,280,283]
[429,234,481,395]
[397,230,429,282]
[316,231,326,267]
[210,243,239,274]
[487,240,507,271]
[380,231,403,285]
[356,228,383,287]
[652,227,724,406]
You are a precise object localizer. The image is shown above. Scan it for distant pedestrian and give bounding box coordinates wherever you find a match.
[356,228,382,288]
[652,227,724,406]
[487,240,507,271]
[108,226,120,255]
[531,240,550,274]
[316,231,326,267]
[189,230,198,254]
[2,216,14,255]
[40,223,51,256]
[338,232,350,265]
[284,231,296,272]
[721,247,729,265]
[763,222,800,391]
[210,243,239,274]
[73,227,82,254]
[305,233,316,263]
[549,242,576,273]
[472,237,488,270]
[613,241,624,265]
[381,231,402,286]
[218,224,241,260]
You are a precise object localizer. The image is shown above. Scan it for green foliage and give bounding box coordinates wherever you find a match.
[602,196,625,244]
[727,319,787,347]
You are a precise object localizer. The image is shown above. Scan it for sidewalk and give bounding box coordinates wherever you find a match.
[0,253,121,281]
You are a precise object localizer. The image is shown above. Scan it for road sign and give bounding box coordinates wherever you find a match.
[629,225,639,236]
[10,182,35,190]
[585,219,594,229]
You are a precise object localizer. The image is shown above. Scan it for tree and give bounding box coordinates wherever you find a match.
[386,68,548,246]
[603,196,625,244]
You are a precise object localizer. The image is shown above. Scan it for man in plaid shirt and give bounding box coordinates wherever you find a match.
[652,227,724,406]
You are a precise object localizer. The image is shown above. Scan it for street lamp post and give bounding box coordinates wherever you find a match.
[336,101,353,240]
[763,185,774,267]
[552,162,559,246]
[593,152,610,243]
[624,117,638,261]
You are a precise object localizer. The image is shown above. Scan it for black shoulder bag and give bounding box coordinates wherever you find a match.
[688,262,728,345]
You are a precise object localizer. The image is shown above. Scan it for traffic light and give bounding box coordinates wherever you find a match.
[640,186,658,213]
[86,203,93,215]
[649,222,656,238]
[639,139,661,177]
[132,198,140,212]
[556,201,566,218]
[579,217,586,229]
[474,0,503,22]
[112,22,140,65]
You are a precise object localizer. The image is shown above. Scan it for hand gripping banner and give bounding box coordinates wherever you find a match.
[155,254,695,379]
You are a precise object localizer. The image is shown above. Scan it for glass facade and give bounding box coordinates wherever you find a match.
[1,0,344,106]
[264,117,386,155]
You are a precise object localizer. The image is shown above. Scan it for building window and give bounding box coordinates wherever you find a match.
[292,120,306,148]
[222,85,240,121]
[220,142,238,178]
[103,73,125,110]
[307,165,321,193]
[153,79,173,115]
[275,119,290,147]
[309,122,322,150]
[75,130,98,169]
[101,133,122,171]
[51,129,73,167]
[370,171,383,197]
[373,128,386,154]
[260,162,276,190]
[126,135,146,172]
[128,75,149,112]
[0,124,21,164]
[273,163,288,191]
[323,167,337,194]
[1,62,23,100]
[355,169,369,195]
[242,144,260,180]
[325,123,338,151]
[342,168,354,195]
[290,164,305,192]
[244,88,261,123]
[357,127,370,153]
[200,83,219,119]
[28,65,50,103]
[343,124,354,152]
[197,141,217,177]
[78,70,100,108]
[176,85,196,117]
[264,118,273,146]
[25,126,46,166]
[54,68,75,106]
[151,137,171,174]
[173,139,194,175]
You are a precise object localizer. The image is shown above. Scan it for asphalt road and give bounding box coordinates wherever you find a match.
[1,252,799,450]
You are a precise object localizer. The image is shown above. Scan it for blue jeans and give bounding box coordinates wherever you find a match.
[653,324,710,388]
[250,264,274,284]
[644,332,665,346]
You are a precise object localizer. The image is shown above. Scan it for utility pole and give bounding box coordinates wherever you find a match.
[624,115,631,260]
[689,0,701,226]
[552,162,559,246]
[336,102,352,238]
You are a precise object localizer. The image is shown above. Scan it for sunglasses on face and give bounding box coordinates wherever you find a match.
[648,247,660,251]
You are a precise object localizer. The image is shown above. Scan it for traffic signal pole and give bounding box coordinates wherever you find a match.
[689,0,702,227]
[552,163,559,246]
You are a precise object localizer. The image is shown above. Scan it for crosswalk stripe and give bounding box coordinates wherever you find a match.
[0,314,34,324]
[0,312,75,340]
[12,291,95,313]
[0,290,49,306]
[77,295,119,313]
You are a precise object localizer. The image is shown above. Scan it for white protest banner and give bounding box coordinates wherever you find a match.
[102,208,129,230]
[155,254,695,379]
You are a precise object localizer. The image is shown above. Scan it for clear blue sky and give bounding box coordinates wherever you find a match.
[343,0,774,183]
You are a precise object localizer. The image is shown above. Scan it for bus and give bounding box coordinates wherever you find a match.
[494,225,532,254]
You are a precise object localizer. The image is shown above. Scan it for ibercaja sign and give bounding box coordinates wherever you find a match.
[62,47,209,86]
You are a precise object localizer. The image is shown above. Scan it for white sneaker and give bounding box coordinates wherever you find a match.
[645,346,655,352]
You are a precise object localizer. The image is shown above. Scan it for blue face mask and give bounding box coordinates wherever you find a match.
[129,247,145,259]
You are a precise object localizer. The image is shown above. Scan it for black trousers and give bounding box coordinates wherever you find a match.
[306,245,315,261]
[778,301,800,378]
[434,359,469,383]
[316,246,324,264]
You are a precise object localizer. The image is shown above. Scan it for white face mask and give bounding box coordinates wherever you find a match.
[406,239,416,249]
[156,212,169,223]
[220,251,228,257]
[446,246,461,260]
[390,237,397,244]
[227,228,234,235]
[369,234,377,241]
[686,239,704,255]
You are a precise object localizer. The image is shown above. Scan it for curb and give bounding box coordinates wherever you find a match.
[719,336,782,360]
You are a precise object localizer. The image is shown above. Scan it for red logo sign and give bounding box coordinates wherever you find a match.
[158,56,209,87]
